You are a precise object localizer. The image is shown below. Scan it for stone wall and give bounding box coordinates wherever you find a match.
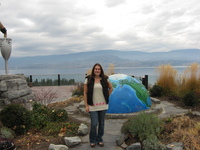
[0,74,35,110]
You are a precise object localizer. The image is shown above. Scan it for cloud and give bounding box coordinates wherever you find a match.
[104,0,126,7]
[0,0,199,57]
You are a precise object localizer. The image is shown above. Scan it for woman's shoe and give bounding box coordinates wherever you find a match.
[90,143,96,148]
[98,142,104,147]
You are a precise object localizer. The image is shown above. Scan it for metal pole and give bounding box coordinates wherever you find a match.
[5,60,8,74]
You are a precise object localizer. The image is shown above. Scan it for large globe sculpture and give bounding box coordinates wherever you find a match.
[107,74,151,113]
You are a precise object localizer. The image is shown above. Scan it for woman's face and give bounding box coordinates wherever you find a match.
[94,65,101,76]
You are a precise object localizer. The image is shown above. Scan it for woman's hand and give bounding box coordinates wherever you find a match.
[85,105,89,112]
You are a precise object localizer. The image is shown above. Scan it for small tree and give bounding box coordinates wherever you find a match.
[32,88,58,106]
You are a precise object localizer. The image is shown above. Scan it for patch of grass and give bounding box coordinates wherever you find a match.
[40,122,79,136]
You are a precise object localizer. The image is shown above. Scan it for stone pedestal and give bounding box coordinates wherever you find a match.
[0,74,35,110]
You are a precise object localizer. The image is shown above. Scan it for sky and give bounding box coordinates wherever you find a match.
[0,0,200,57]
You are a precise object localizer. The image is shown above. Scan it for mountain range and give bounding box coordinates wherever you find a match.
[0,49,199,69]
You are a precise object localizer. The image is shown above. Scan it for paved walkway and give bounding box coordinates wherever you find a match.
[31,86,200,150]
[65,103,126,150]
[64,100,200,150]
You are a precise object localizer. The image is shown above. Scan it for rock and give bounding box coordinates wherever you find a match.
[0,80,7,91]
[116,133,128,146]
[121,142,128,149]
[0,74,35,110]
[77,123,88,135]
[151,97,161,104]
[49,144,69,150]
[64,136,81,148]
[2,89,32,100]
[0,127,15,139]
[166,142,184,150]
[126,142,141,150]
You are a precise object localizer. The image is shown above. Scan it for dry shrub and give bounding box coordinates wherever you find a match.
[48,101,69,109]
[67,96,83,103]
[107,63,115,75]
[71,82,84,96]
[180,63,200,93]
[161,115,200,150]
[166,129,200,150]
[169,116,195,130]
[156,64,178,95]
[32,88,58,106]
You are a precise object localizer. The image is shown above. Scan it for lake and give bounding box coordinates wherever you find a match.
[0,66,188,86]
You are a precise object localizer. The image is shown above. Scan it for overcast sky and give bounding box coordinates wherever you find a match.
[1,0,200,57]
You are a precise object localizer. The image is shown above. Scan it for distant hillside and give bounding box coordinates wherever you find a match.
[0,49,199,69]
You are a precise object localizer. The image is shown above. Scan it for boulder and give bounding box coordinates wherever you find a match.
[126,143,141,150]
[0,74,35,110]
[49,144,69,150]
[116,133,128,146]
[77,123,88,135]
[64,136,81,148]
[166,142,184,150]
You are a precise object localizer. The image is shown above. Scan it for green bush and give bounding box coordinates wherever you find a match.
[50,109,68,122]
[183,91,199,107]
[31,103,68,129]
[121,112,163,141]
[142,134,166,150]
[31,103,51,129]
[0,104,31,135]
[149,85,164,97]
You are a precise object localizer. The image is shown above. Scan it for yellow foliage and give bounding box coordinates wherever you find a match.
[156,64,178,95]
[180,63,200,92]
[106,63,115,75]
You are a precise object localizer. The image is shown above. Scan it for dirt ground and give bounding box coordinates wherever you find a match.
[14,116,83,150]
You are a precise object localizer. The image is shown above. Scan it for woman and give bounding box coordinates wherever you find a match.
[84,63,113,148]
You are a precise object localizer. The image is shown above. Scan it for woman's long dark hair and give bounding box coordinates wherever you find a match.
[91,63,105,78]
[87,63,107,83]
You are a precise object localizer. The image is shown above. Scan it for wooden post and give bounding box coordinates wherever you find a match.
[143,75,148,90]
[28,75,33,87]
[30,75,32,82]
[58,74,60,86]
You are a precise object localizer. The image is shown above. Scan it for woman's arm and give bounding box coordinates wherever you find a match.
[83,83,89,112]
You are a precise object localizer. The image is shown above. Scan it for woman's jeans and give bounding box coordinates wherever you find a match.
[89,110,107,144]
